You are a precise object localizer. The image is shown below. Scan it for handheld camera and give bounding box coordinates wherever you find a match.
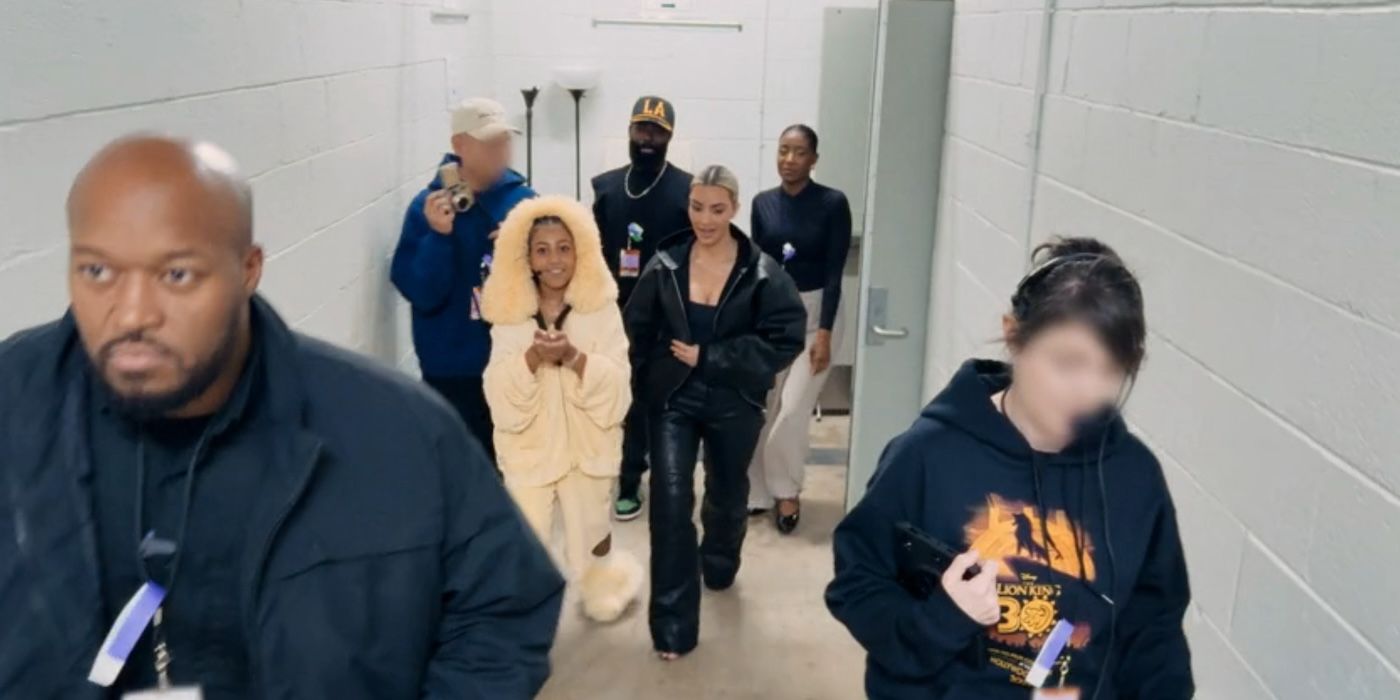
[437,164,475,213]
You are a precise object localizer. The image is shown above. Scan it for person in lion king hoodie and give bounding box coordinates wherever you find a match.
[482,195,644,622]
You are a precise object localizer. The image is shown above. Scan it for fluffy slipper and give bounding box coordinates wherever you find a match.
[579,550,645,623]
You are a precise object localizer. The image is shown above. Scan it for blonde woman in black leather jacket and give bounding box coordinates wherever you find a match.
[623,164,807,660]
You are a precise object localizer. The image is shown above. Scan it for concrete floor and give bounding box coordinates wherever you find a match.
[539,417,866,700]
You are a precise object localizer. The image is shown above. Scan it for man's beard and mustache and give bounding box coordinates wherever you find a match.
[629,139,668,172]
[94,315,241,422]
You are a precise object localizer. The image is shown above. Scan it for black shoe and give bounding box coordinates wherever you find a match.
[747,506,770,517]
[701,551,739,591]
[703,569,737,591]
[775,499,800,535]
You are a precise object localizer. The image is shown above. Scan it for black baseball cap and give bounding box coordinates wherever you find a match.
[630,96,675,132]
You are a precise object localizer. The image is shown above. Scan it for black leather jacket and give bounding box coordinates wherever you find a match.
[623,225,808,410]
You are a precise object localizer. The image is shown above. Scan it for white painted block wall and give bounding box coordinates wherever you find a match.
[484,0,877,232]
[2,0,873,367]
[925,0,1400,696]
[0,0,496,370]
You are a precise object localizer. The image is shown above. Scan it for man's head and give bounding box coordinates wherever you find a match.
[451,98,520,190]
[628,96,675,170]
[66,135,263,418]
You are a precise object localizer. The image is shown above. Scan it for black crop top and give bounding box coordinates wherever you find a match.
[686,301,718,346]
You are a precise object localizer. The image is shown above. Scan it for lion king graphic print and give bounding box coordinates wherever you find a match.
[965,494,1097,687]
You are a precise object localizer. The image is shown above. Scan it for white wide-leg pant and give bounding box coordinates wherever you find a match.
[506,469,644,622]
[506,469,614,578]
[748,289,844,507]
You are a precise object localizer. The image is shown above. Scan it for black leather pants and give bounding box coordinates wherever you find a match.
[647,379,764,654]
[619,398,650,498]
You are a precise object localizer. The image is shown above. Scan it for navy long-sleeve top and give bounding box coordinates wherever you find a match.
[750,181,853,330]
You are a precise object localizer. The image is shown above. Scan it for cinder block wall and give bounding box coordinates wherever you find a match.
[924,0,1400,696]
[1,0,874,364]
[484,0,878,229]
[0,0,495,370]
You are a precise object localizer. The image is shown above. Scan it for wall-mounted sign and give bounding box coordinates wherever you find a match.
[644,0,693,11]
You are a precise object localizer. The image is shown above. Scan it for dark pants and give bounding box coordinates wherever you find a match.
[618,399,650,498]
[648,380,764,654]
[424,375,496,464]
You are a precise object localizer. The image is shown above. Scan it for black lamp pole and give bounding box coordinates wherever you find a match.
[520,87,540,186]
[567,88,587,199]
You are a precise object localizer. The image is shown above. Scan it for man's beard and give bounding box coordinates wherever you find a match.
[96,313,243,422]
[629,139,668,172]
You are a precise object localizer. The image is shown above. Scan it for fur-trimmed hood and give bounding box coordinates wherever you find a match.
[481,195,618,325]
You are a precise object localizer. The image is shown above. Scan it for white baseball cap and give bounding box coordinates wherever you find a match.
[451,98,521,140]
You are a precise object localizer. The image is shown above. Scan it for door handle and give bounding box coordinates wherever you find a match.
[865,287,909,346]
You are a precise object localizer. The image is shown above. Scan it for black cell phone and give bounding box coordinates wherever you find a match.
[894,522,991,671]
[894,521,981,600]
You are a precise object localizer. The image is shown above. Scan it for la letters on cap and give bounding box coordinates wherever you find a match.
[631,96,675,131]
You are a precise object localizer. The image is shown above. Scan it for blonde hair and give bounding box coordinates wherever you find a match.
[692,164,740,204]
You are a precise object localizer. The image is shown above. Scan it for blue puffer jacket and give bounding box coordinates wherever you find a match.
[0,297,564,699]
[392,155,535,378]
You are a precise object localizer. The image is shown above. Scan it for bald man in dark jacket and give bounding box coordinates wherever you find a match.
[0,135,563,699]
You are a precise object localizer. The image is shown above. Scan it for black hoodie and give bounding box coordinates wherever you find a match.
[827,359,1193,699]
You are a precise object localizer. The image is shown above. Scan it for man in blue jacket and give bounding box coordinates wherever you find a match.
[392,97,536,462]
[0,135,563,699]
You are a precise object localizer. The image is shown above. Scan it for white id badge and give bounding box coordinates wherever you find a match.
[89,582,165,687]
[124,687,204,700]
[1026,619,1074,688]
[619,249,641,278]
[1032,689,1080,699]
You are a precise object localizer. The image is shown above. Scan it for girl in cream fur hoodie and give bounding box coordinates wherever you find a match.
[482,195,643,622]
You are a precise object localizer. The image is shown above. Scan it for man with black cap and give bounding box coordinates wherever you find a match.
[591,96,692,521]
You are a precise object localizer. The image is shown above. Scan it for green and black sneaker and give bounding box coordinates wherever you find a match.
[614,489,643,521]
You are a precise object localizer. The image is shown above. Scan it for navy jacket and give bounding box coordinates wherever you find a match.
[0,297,565,699]
[392,155,536,378]
[827,359,1193,699]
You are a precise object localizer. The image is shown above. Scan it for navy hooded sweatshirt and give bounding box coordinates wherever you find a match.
[391,154,535,378]
[827,359,1193,699]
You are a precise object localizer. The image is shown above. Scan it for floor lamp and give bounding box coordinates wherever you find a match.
[553,67,600,198]
[520,87,540,186]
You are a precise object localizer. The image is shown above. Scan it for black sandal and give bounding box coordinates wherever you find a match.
[775,498,800,535]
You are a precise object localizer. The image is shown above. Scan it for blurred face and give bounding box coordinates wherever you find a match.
[69,173,261,417]
[529,222,576,292]
[453,132,512,187]
[1004,317,1128,441]
[777,130,818,185]
[688,185,738,247]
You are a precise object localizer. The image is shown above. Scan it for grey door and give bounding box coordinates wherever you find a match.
[846,0,955,507]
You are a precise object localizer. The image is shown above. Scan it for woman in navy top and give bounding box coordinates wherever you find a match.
[748,125,854,534]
